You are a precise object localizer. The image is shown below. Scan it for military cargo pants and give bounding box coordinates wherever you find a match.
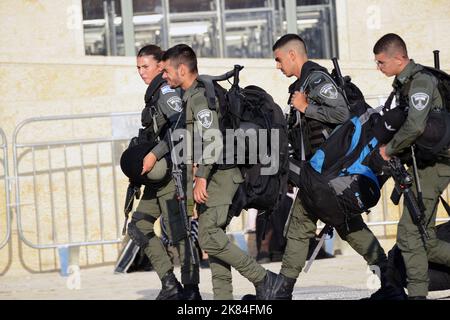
[281,196,387,279]
[132,180,199,285]
[198,204,267,300]
[397,161,450,297]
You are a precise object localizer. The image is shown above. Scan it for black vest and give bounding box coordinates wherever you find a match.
[288,61,337,159]
[141,73,166,128]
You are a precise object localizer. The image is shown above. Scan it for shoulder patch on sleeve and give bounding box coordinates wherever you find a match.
[410,92,429,111]
[319,83,338,100]
[166,96,183,112]
[161,85,176,95]
[196,109,213,128]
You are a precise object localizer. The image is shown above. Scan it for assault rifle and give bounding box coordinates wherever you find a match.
[167,128,197,265]
[433,50,440,70]
[331,57,346,90]
[332,57,354,108]
[389,157,430,243]
[122,183,141,236]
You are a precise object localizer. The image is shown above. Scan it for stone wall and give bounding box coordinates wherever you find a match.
[1,0,449,274]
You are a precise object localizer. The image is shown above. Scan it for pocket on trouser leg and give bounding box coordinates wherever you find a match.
[166,212,188,244]
[420,163,450,201]
[162,196,188,244]
[397,221,425,252]
[198,206,230,255]
[287,199,317,241]
[436,164,450,177]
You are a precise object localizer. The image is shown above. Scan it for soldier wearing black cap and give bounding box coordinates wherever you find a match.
[120,45,201,300]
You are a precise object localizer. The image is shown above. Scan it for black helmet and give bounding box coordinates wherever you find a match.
[373,106,407,144]
[120,142,171,186]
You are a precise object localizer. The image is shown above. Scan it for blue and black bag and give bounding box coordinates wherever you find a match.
[296,107,405,227]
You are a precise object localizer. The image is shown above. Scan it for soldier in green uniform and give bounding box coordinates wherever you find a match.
[127,45,201,300]
[373,33,450,299]
[269,34,403,300]
[161,44,275,300]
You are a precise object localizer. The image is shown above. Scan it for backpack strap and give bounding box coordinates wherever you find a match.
[358,106,379,125]
[143,74,167,142]
[396,65,426,104]
[197,75,218,111]
[144,73,166,104]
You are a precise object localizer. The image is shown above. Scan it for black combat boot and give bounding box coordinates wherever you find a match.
[408,296,427,300]
[183,284,202,300]
[365,262,407,300]
[254,270,277,300]
[367,282,407,300]
[270,273,297,300]
[155,271,184,300]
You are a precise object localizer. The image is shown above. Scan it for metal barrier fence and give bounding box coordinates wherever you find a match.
[12,112,140,250]
[0,128,11,249]
[9,105,450,254]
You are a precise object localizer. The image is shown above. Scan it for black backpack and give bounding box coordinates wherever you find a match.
[299,59,370,118]
[412,66,450,165]
[197,65,289,218]
[330,58,371,117]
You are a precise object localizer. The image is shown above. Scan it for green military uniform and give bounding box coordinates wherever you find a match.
[129,74,199,287]
[184,79,267,300]
[279,61,388,292]
[385,60,450,298]
[288,61,350,160]
[281,197,387,279]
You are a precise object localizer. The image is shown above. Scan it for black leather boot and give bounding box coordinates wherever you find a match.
[183,284,202,300]
[365,262,407,300]
[408,296,427,300]
[367,283,407,300]
[155,271,183,300]
[254,270,277,300]
[271,273,297,300]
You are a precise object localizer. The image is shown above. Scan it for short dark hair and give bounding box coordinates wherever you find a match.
[272,34,307,53]
[162,44,198,73]
[373,33,408,57]
[137,44,164,61]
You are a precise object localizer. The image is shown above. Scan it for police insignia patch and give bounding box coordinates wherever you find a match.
[319,83,338,100]
[411,92,429,111]
[161,85,175,95]
[167,96,182,112]
[197,109,213,128]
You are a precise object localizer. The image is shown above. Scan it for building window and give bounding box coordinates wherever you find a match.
[81,0,338,59]
[294,0,338,59]
[167,0,220,57]
[132,0,165,50]
[82,0,124,56]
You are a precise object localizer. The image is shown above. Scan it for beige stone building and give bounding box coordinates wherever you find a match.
[0,0,449,275]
